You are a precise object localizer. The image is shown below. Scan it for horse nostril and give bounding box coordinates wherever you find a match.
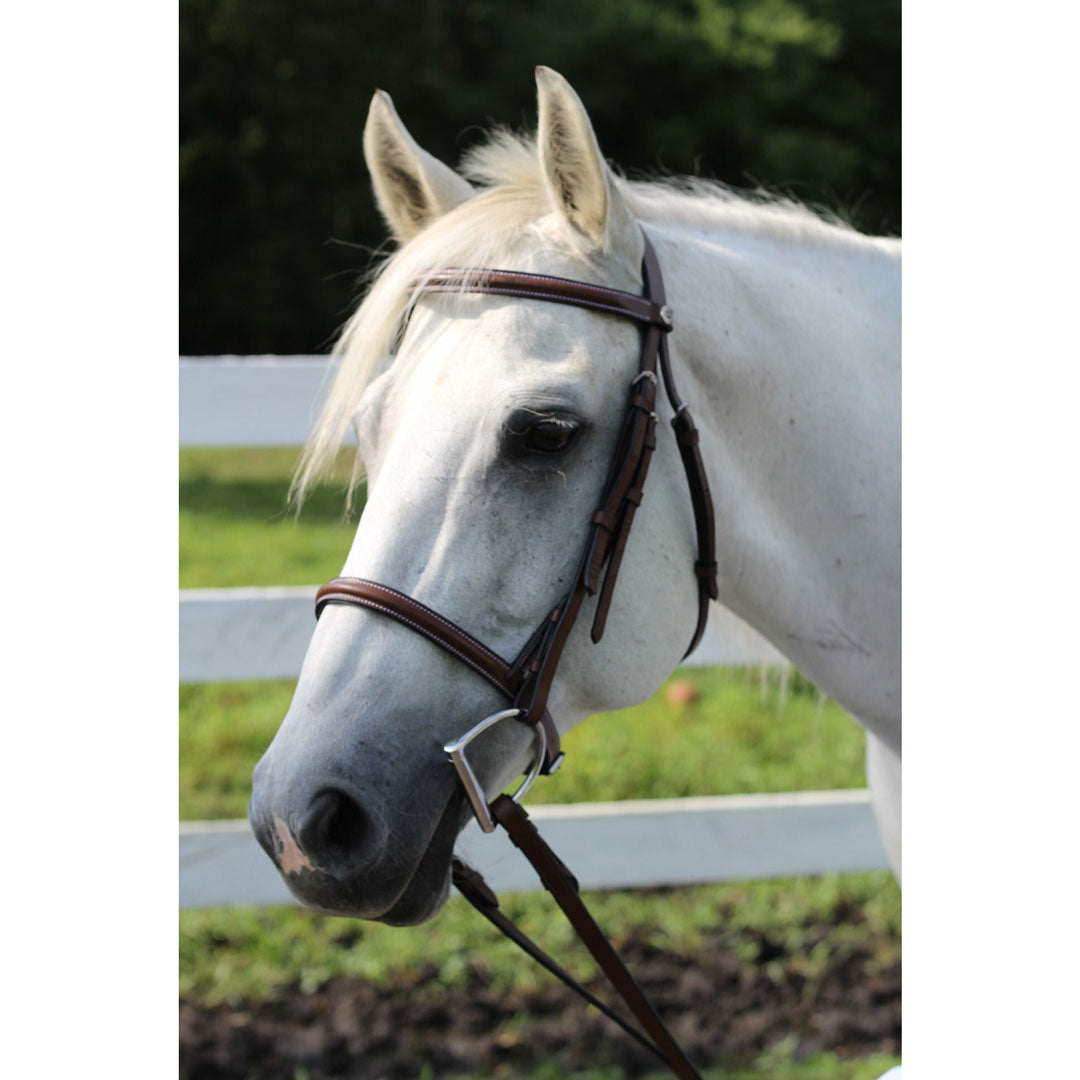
[297,789,368,871]
[322,791,366,851]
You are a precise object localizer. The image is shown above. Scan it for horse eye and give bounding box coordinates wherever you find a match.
[526,419,578,453]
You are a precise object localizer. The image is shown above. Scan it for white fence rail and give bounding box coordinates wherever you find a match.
[179,357,887,908]
[180,356,338,447]
[181,791,885,909]
[179,584,786,683]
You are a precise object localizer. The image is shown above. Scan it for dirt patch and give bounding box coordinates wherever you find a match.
[180,923,899,1078]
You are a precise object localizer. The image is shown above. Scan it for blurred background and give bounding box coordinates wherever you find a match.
[180,0,899,356]
[180,3,900,1077]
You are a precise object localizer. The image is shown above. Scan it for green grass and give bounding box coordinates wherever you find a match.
[180,666,865,821]
[437,1056,901,1080]
[179,447,362,587]
[181,872,899,1007]
[460,1058,898,1080]
[280,1055,901,1080]
[179,449,899,1071]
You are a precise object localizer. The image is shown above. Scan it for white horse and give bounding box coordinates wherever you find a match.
[250,67,900,927]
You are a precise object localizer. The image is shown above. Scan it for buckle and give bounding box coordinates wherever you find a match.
[444,708,548,833]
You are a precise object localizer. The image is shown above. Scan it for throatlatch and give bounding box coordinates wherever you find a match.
[315,230,716,1080]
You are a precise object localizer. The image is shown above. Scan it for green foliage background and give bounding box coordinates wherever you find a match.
[180,0,899,355]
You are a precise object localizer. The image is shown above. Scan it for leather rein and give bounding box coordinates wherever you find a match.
[315,232,717,1079]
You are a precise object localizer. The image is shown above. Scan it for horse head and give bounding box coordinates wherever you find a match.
[249,69,701,923]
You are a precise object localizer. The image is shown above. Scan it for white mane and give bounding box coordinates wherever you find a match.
[292,129,888,509]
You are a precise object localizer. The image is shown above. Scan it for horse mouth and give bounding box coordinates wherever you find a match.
[373,788,472,926]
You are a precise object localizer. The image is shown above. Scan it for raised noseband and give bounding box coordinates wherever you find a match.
[314,577,564,773]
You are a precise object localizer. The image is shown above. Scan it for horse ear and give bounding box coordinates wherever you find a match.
[535,67,641,264]
[363,90,474,241]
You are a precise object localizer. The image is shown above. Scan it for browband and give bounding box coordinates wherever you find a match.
[418,266,675,330]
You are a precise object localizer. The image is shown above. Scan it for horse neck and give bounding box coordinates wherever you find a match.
[654,218,902,746]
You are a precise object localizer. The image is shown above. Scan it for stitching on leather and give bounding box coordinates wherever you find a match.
[425,269,647,304]
[318,593,511,696]
[322,579,509,668]
[420,284,662,325]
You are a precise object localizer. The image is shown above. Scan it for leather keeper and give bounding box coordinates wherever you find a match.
[672,413,699,447]
[451,858,500,909]
[691,561,717,587]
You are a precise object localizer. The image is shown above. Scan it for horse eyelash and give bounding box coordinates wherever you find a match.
[506,411,578,436]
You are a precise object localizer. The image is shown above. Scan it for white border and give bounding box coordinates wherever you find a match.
[904,4,1079,1075]
[5,4,176,1073]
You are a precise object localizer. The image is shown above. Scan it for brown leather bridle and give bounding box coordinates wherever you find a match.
[314,232,717,1079]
